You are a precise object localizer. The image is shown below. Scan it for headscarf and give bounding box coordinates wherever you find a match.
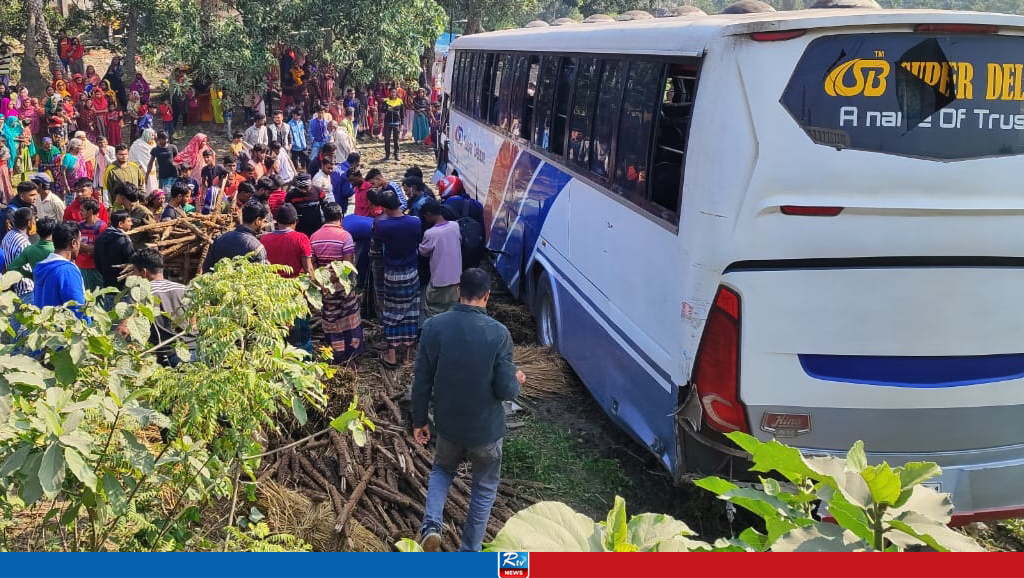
[129,127,156,172]
[127,90,140,116]
[174,133,211,180]
[3,116,22,170]
[74,130,99,162]
[92,88,109,111]
[130,73,150,103]
[63,138,90,182]
[53,79,70,99]
[69,74,86,99]
[102,79,118,109]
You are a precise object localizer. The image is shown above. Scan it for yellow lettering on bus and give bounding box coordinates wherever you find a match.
[957,62,974,100]
[825,59,890,97]
[987,63,1003,100]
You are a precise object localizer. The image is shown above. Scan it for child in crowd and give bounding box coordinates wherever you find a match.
[159,99,174,136]
[229,131,245,158]
[76,198,107,291]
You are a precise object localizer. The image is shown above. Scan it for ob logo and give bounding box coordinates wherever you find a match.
[498,552,529,578]
[454,125,465,145]
[824,59,890,97]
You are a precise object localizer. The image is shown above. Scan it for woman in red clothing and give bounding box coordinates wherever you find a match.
[91,88,109,140]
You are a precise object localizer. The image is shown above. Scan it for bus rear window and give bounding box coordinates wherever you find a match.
[781,33,1024,161]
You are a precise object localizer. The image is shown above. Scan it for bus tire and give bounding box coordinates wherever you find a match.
[535,273,559,352]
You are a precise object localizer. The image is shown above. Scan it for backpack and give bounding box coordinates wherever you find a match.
[453,196,484,267]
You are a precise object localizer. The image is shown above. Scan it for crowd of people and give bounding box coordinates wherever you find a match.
[0,46,525,554]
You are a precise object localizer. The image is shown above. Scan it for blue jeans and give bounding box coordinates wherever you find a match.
[423,436,502,552]
[288,316,312,355]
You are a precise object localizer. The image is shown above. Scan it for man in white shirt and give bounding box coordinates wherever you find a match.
[32,174,65,223]
[243,113,269,149]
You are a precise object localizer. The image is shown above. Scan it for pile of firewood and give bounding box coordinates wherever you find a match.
[255,365,532,552]
[126,214,235,282]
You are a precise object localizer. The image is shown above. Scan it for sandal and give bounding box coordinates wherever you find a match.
[379,352,400,370]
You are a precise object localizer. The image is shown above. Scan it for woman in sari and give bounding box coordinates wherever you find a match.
[4,116,36,185]
[0,140,13,204]
[92,88,109,140]
[79,98,98,142]
[61,138,88,202]
[62,95,77,133]
[15,87,29,110]
[412,88,430,144]
[103,57,126,109]
[93,136,115,197]
[69,73,86,101]
[129,128,158,193]
[18,96,41,138]
[311,204,365,363]
[103,81,122,145]
[126,90,141,143]
[130,72,150,105]
[53,78,71,100]
[174,133,211,181]
[85,65,101,88]
[0,85,10,117]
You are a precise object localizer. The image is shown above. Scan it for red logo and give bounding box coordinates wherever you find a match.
[760,413,811,438]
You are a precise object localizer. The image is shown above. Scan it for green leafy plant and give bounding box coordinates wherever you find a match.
[0,257,365,551]
[695,432,983,552]
[483,496,710,552]
[479,435,984,553]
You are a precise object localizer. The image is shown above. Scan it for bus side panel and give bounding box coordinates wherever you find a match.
[490,153,542,292]
[535,247,680,474]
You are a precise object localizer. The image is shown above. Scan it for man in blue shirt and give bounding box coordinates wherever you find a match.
[331,152,361,212]
[34,221,87,319]
[308,105,329,167]
[288,109,309,171]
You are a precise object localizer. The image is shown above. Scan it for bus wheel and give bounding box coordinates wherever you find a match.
[535,274,559,352]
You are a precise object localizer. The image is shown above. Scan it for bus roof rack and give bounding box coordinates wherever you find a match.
[809,0,882,8]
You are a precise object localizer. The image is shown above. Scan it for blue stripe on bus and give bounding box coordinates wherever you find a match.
[491,152,543,284]
[799,353,1024,388]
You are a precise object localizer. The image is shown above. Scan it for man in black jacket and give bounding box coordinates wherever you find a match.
[412,268,526,552]
[93,210,135,294]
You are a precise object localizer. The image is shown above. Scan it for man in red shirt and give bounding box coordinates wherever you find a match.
[261,204,314,353]
[64,178,110,223]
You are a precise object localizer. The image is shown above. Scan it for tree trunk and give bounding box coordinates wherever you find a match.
[463,14,483,35]
[35,8,62,80]
[21,0,46,93]
[123,3,140,85]
[200,0,215,46]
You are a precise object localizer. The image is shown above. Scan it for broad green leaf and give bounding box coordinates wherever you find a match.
[887,513,985,552]
[120,431,155,475]
[21,452,43,506]
[126,315,151,345]
[861,462,902,505]
[68,339,87,364]
[1,270,22,291]
[845,440,868,472]
[36,402,62,436]
[102,472,128,516]
[885,484,954,525]
[6,371,47,388]
[627,513,697,551]
[330,409,360,432]
[898,462,941,492]
[291,396,308,426]
[60,502,81,527]
[0,445,31,478]
[725,432,818,483]
[351,427,367,447]
[770,522,870,552]
[817,485,873,544]
[395,538,424,552]
[696,477,803,526]
[484,501,603,552]
[59,431,94,456]
[805,455,873,509]
[50,349,79,385]
[39,442,66,498]
[738,527,768,551]
[64,447,98,490]
[603,495,630,551]
[87,335,114,357]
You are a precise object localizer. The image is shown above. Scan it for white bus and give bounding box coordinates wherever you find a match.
[438,9,1024,522]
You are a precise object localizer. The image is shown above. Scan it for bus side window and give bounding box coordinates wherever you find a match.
[651,62,699,221]
[568,57,599,169]
[520,56,540,141]
[509,55,531,138]
[532,57,558,150]
[551,57,578,157]
[452,53,463,111]
[459,53,471,112]
[499,55,522,132]
[613,60,662,206]
[476,53,494,121]
[590,59,624,180]
[468,53,480,119]
[491,54,509,126]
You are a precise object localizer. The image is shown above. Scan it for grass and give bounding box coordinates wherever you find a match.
[503,416,633,520]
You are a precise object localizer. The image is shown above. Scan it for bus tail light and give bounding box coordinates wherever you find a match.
[750,30,806,42]
[692,286,749,434]
[780,205,844,216]
[915,23,998,34]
